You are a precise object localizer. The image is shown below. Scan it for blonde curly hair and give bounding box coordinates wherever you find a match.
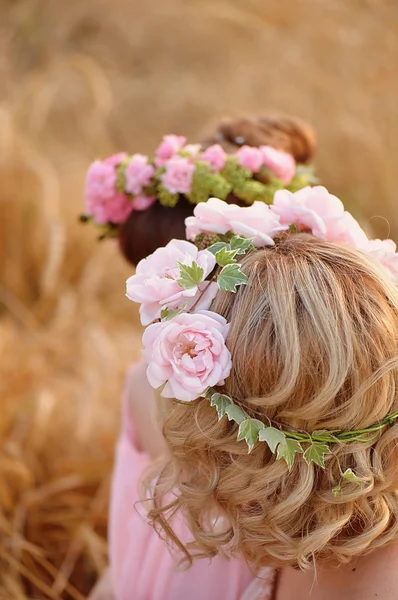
[146,234,398,570]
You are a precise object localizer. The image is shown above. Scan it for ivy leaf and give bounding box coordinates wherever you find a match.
[276,439,303,471]
[230,236,255,255]
[258,427,286,453]
[225,404,247,425]
[342,468,362,484]
[160,307,183,321]
[237,418,265,453]
[303,443,331,468]
[207,242,228,256]
[210,393,232,420]
[215,246,239,267]
[218,264,248,293]
[177,261,204,289]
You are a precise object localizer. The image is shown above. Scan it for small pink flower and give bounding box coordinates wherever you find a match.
[260,146,296,184]
[126,239,217,325]
[124,154,155,195]
[85,160,133,224]
[366,239,398,282]
[131,195,157,211]
[142,310,232,402]
[104,152,128,167]
[185,197,286,247]
[201,144,227,172]
[236,146,264,173]
[161,156,195,194]
[271,186,368,249]
[155,134,187,167]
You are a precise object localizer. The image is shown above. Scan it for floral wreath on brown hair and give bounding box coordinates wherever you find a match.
[80,134,316,239]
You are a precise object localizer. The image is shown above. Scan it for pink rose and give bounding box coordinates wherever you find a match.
[272,186,368,248]
[201,144,227,172]
[227,202,287,247]
[85,160,133,224]
[185,197,285,247]
[124,154,155,195]
[142,311,232,402]
[366,239,398,281]
[260,146,296,184]
[236,146,264,173]
[126,239,217,325]
[185,197,233,240]
[161,156,195,194]
[155,134,187,167]
[131,195,157,211]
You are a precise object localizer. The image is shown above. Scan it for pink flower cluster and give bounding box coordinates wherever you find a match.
[126,239,217,325]
[85,153,155,225]
[185,197,286,247]
[271,186,369,249]
[142,311,232,402]
[236,145,296,184]
[85,155,134,224]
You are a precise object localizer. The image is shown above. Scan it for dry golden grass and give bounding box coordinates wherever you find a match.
[1,0,398,597]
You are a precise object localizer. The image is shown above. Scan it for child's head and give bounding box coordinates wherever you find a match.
[82,115,316,266]
[147,233,398,570]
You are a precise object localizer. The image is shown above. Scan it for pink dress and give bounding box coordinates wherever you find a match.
[109,373,276,600]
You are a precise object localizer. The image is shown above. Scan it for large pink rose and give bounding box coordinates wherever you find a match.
[185,197,232,240]
[201,144,227,172]
[142,311,232,402]
[124,154,155,195]
[161,156,195,194]
[155,134,187,167]
[185,197,285,247]
[85,160,133,224]
[272,186,368,249]
[260,146,296,185]
[126,239,217,325]
[366,239,398,282]
[227,202,287,247]
[236,146,264,173]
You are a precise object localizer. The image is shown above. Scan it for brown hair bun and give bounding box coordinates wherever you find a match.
[204,115,316,163]
[119,114,316,266]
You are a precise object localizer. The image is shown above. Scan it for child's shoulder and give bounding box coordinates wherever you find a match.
[123,361,165,458]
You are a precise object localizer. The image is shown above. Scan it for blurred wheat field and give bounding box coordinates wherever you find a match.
[1,0,398,597]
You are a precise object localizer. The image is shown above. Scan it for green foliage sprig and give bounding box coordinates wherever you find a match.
[205,389,398,492]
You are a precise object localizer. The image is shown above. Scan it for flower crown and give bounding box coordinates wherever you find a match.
[126,187,398,494]
[81,134,316,238]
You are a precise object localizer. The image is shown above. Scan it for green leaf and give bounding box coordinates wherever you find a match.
[207,242,228,256]
[177,261,204,289]
[210,393,233,420]
[303,443,330,468]
[230,236,255,255]
[225,404,247,425]
[215,246,239,266]
[276,439,303,471]
[258,427,286,453]
[237,418,265,453]
[218,264,248,293]
[332,483,341,497]
[342,468,362,484]
[160,307,183,321]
